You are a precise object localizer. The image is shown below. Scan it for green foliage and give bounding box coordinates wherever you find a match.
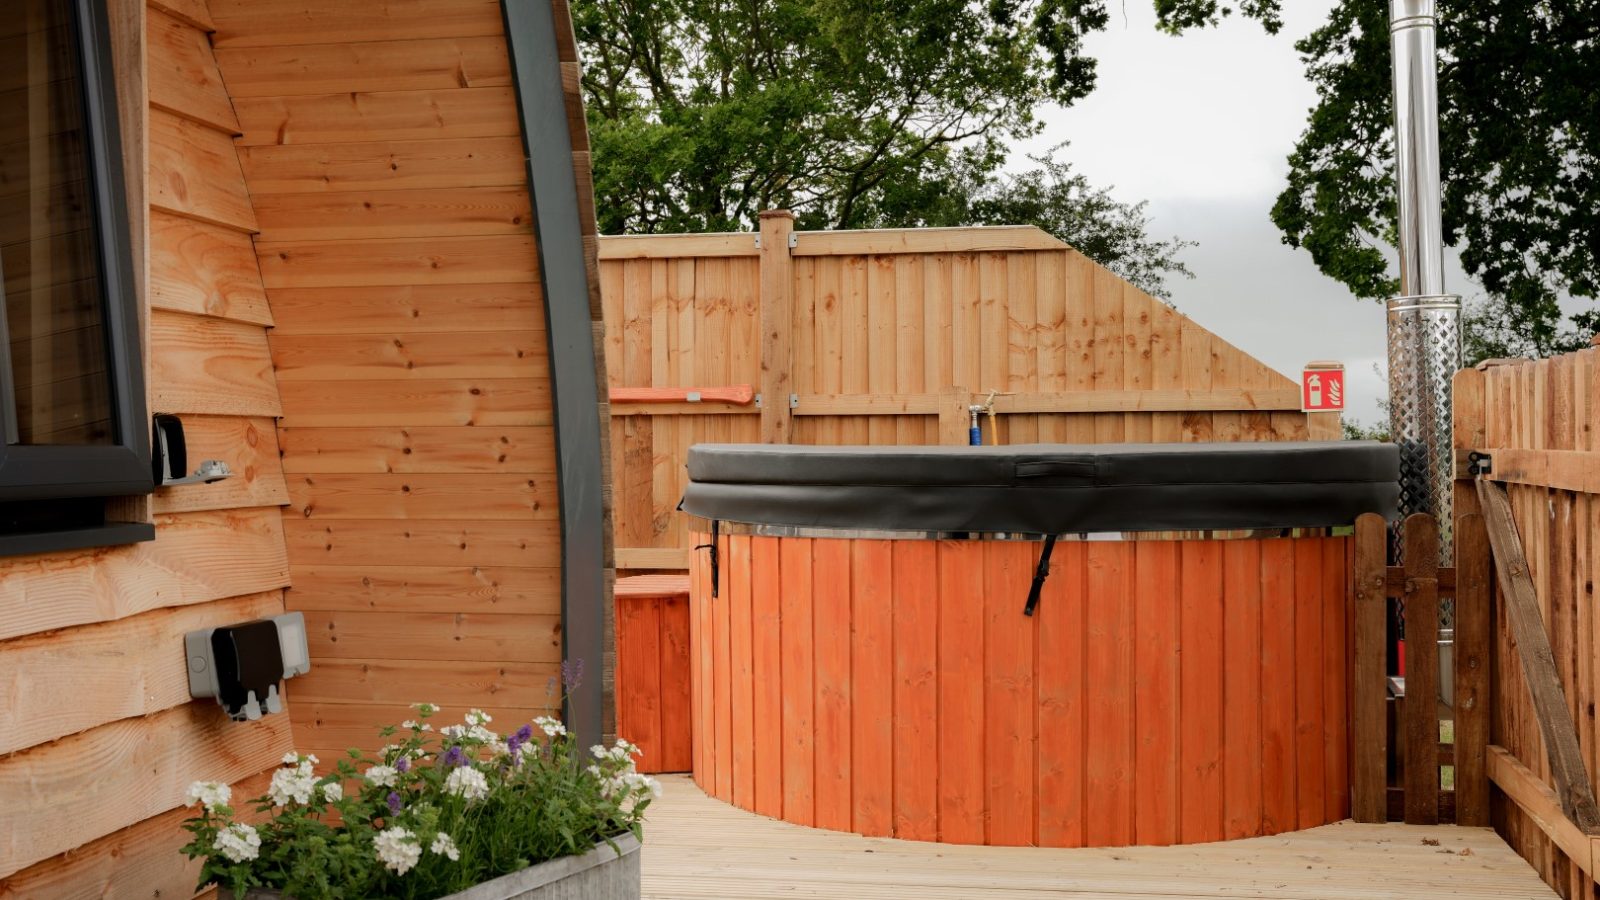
[573,0,1273,297]
[1342,416,1390,442]
[180,706,657,900]
[1271,0,1600,357]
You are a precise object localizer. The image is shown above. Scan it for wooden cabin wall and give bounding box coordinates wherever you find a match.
[205,0,569,758]
[0,0,293,894]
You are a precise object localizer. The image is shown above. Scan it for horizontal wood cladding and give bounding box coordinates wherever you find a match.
[208,0,506,48]
[289,658,558,707]
[150,210,273,324]
[215,36,512,98]
[285,565,561,614]
[148,109,257,231]
[0,772,272,900]
[257,235,539,288]
[0,508,290,643]
[237,137,528,194]
[147,5,239,132]
[276,378,552,428]
[0,592,285,755]
[277,426,557,475]
[288,473,556,521]
[291,702,554,757]
[301,610,562,663]
[252,186,534,242]
[266,283,544,335]
[150,415,288,514]
[284,519,562,568]
[271,331,547,381]
[150,309,282,416]
[234,87,519,146]
[0,704,292,877]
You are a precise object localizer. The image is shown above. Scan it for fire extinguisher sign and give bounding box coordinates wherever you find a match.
[1301,361,1345,413]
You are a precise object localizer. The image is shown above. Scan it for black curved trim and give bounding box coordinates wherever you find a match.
[501,0,606,746]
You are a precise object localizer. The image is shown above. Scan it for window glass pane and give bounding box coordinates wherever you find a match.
[0,0,114,446]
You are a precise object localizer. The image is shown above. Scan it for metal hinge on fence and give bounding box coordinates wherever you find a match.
[754,393,763,409]
[1467,451,1493,476]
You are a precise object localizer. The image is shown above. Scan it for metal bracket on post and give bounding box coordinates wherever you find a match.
[789,393,799,410]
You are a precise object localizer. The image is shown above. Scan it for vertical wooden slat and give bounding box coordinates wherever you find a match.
[779,537,815,825]
[1402,514,1441,825]
[713,530,733,802]
[891,541,939,840]
[1455,512,1491,826]
[1134,541,1180,845]
[1086,542,1134,844]
[614,593,661,768]
[983,542,1034,845]
[1294,538,1327,828]
[689,541,706,789]
[1179,541,1224,843]
[1223,539,1264,838]
[937,540,985,844]
[658,591,693,773]
[728,535,755,806]
[811,539,852,831]
[851,540,894,837]
[750,536,783,817]
[1352,513,1389,823]
[1037,541,1086,848]
[1261,538,1298,832]
[1321,537,1350,822]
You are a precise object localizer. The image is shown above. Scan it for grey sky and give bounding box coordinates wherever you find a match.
[1013,0,1474,427]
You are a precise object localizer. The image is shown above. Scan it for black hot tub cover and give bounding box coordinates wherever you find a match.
[681,441,1399,534]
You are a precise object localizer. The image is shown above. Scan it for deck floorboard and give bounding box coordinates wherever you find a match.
[642,776,1556,899]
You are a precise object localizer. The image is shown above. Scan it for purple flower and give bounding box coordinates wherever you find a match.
[443,746,466,768]
[561,658,585,691]
[386,791,402,815]
[396,756,410,773]
[513,724,533,745]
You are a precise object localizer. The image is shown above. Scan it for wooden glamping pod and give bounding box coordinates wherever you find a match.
[682,442,1399,847]
[0,0,610,893]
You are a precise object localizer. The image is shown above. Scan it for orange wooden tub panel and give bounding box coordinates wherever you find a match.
[688,532,1352,847]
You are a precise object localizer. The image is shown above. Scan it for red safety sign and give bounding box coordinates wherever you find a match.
[1301,362,1345,413]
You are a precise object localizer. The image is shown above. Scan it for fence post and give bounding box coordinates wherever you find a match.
[1352,512,1390,822]
[1451,366,1491,825]
[1401,513,1442,825]
[758,210,795,444]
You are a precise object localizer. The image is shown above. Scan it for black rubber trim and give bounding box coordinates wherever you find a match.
[502,0,606,747]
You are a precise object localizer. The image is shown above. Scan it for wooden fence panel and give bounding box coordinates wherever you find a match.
[1469,347,1600,896]
[602,222,1341,569]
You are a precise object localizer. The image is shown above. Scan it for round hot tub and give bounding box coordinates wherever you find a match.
[680,441,1398,848]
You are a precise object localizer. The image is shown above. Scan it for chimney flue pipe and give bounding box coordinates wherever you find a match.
[1387,0,1460,563]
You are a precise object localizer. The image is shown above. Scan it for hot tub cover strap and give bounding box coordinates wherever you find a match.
[681,441,1400,534]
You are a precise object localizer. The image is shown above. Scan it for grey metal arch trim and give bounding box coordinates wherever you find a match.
[501,0,605,746]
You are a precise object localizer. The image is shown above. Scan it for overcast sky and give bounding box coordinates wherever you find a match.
[1012,0,1471,427]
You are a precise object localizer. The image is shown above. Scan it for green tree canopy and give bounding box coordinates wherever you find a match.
[571,0,1275,298]
[1269,0,1600,358]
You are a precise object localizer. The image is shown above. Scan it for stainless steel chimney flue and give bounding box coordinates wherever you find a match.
[1387,0,1460,563]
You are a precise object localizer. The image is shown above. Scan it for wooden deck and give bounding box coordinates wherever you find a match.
[641,776,1556,899]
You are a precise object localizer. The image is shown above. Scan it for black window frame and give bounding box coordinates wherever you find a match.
[0,0,154,554]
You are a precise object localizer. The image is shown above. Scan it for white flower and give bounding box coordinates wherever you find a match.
[466,708,493,726]
[214,823,261,863]
[488,740,510,759]
[411,702,438,716]
[320,780,343,802]
[184,780,231,812]
[282,751,299,765]
[374,826,421,875]
[468,724,498,743]
[364,765,399,788]
[440,724,467,740]
[430,832,461,861]
[268,761,318,806]
[535,716,566,738]
[444,766,489,801]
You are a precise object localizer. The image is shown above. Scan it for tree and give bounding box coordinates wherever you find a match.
[1269,0,1600,359]
[571,0,1274,298]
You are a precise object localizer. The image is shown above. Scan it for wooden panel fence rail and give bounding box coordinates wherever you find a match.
[1453,347,1600,899]
[601,216,1341,570]
[1350,511,1490,826]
